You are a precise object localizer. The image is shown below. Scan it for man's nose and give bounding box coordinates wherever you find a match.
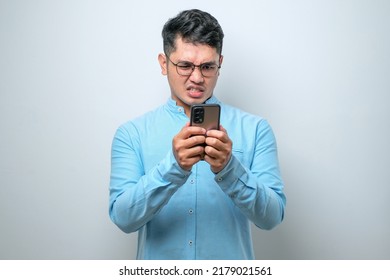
[189,66,204,83]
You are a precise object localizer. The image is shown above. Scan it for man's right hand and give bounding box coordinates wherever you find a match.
[172,123,206,171]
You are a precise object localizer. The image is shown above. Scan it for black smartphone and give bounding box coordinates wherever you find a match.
[190,104,220,131]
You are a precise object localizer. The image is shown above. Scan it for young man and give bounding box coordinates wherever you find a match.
[109,9,286,259]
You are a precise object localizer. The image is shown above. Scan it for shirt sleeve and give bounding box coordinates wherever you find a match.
[109,124,191,233]
[214,119,286,230]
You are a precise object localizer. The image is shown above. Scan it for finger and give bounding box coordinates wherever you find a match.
[205,135,221,149]
[204,145,231,173]
[180,125,207,139]
[174,144,205,170]
[187,145,205,158]
[203,152,226,173]
[186,134,206,148]
[173,134,205,154]
[206,127,228,141]
[204,145,219,158]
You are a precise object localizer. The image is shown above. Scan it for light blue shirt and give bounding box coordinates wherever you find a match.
[109,95,286,259]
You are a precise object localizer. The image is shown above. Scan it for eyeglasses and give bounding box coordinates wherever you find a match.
[166,55,221,77]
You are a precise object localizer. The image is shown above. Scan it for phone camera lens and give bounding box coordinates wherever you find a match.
[193,107,204,124]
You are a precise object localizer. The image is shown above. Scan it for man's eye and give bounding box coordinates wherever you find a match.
[201,64,217,71]
[177,63,193,70]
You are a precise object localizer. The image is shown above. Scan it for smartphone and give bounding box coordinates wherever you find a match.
[190,104,220,131]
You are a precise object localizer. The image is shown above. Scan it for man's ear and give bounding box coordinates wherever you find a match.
[158,53,168,75]
[218,55,224,76]
[219,55,224,66]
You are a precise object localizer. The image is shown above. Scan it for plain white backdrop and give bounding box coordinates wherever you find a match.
[1,0,389,259]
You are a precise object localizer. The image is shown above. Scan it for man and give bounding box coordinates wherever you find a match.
[109,9,286,259]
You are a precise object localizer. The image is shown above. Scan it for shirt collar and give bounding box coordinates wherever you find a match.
[165,95,221,114]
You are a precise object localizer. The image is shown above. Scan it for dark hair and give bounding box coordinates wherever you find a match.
[162,9,224,56]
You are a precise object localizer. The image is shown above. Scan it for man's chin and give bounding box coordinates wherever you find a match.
[172,94,212,108]
[186,95,212,105]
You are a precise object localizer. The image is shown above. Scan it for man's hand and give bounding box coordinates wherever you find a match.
[172,123,206,171]
[204,125,232,173]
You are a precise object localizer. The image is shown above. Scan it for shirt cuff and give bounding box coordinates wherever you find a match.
[214,154,247,194]
[156,150,192,185]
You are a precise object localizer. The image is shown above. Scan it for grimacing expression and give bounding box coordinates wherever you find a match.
[159,37,223,116]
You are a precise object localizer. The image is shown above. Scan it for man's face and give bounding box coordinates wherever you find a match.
[158,37,223,116]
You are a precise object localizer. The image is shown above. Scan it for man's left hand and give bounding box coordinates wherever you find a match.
[204,125,232,173]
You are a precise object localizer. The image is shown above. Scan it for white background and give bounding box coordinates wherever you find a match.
[1,0,389,259]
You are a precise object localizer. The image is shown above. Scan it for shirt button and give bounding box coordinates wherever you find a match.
[217,177,223,182]
[188,209,194,215]
[189,240,193,246]
[190,179,195,184]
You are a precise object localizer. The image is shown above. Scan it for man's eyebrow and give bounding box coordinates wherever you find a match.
[177,59,218,65]
[176,59,193,64]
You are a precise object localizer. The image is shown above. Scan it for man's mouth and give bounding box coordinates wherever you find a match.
[187,86,205,98]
